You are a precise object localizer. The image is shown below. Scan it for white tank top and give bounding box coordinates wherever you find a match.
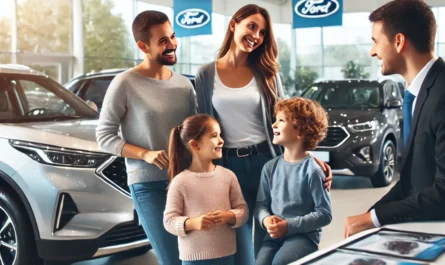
[212,70,267,148]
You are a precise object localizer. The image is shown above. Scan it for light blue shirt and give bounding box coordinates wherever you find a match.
[254,155,332,245]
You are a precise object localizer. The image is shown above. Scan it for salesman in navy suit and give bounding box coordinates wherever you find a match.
[344,0,445,237]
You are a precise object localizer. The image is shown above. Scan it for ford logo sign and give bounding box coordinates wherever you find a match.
[295,0,340,18]
[176,8,210,29]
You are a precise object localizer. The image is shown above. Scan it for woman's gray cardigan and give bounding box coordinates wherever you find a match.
[194,61,285,157]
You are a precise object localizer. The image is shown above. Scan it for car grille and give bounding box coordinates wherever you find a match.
[101,222,147,247]
[319,126,349,148]
[99,157,129,195]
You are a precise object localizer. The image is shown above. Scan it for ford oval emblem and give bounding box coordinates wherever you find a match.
[295,0,340,19]
[175,8,210,29]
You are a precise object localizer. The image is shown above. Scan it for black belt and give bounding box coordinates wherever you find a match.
[223,141,270,157]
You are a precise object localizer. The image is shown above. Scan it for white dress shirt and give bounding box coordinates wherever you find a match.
[370,56,438,228]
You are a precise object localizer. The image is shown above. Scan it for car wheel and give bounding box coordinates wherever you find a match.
[0,188,42,265]
[371,140,396,187]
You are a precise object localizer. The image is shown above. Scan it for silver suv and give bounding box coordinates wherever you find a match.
[0,65,149,264]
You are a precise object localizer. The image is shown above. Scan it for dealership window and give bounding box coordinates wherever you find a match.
[0,0,13,56]
[83,0,136,73]
[322,13,372,79]
[180,13,226,75]
[17,0,72,54]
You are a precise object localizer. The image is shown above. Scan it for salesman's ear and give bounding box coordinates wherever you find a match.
[394,33,406,54]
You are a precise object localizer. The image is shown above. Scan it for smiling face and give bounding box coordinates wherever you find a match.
[138,21,178,66]
[272,110,300,146]
[370,21,403,76]
[193,120,224,160]
[231,13,266,53]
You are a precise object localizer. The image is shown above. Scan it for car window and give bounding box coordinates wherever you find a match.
[383,82,402,102]
[80,77,113,110]
[0,74,98,122]
[20,79,76,115]
[65,79,83,93]
[303,83,381,108]
[0,89,15,119]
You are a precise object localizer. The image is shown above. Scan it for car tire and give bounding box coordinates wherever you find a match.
[0,188,42,265]
[371,140,396,187]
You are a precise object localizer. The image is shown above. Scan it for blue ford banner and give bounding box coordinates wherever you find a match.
[292,0,343,29]
[174,0,212,37]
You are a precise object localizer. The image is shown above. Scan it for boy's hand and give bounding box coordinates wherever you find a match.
[208,210,236,226]
[267,219,288,239]
[185,215,214,231]
[264,215,287,238]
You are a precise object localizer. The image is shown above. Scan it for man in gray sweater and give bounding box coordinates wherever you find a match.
[96,11,196,265]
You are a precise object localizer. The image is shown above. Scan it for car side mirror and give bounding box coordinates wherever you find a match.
[386,99,402,108]
[85,100,98,112]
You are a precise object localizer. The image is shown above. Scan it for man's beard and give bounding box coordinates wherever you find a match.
[156,49,177,66]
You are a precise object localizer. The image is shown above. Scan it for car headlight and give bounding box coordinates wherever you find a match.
[10,140,110,168]
[348,120,379,132]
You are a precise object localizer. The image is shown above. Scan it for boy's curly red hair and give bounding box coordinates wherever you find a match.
[275,97,328,151]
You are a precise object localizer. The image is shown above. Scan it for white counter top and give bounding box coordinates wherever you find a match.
[293,222,445,265]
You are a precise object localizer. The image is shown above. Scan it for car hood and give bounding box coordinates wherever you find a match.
[325,108,380,126]
[0,119,102,152]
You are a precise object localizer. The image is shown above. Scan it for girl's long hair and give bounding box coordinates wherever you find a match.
[218,4,280,112]
[168,114,217,182]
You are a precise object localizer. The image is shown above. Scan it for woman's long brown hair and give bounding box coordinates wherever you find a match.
[218,4,280,112]
[168,114,217,183]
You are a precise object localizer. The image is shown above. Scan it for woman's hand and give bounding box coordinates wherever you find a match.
[313,156,333,191]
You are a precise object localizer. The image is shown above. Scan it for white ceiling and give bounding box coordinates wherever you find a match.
[141,0,445,24]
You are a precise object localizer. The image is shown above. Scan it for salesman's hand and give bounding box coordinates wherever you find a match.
[313,156,333,191]
[344,212,375,238]
[142,150,169,170]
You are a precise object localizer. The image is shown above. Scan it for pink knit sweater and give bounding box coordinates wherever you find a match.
[163,166,248,261]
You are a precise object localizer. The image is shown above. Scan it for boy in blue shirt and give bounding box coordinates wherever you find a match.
[254,97,332,265]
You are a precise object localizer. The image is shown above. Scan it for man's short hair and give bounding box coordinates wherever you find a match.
[275,98,328,151]
[132,10,169,43]
[369,0,436,53]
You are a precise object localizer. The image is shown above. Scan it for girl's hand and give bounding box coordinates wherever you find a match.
[209,210,236,226]
[185,215,214,231]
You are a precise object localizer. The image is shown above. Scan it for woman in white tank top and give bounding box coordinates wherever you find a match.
[194,4,333,265]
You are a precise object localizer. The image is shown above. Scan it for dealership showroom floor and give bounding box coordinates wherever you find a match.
[71,174,397,265]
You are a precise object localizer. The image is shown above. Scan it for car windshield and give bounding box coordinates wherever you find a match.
[302,83,381,108]
[0,73,99,123]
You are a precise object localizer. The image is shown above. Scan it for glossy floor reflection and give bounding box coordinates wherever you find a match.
[68,174,398,265]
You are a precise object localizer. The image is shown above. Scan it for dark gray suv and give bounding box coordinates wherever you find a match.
[302,79,404,187]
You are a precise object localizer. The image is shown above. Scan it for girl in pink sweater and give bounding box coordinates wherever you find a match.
[164,114,248,265]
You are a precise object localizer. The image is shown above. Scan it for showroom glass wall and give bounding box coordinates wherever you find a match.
[0,0,444,96]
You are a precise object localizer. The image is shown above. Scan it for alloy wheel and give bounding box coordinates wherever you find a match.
[383,145,395,182]
[0,206,17,265]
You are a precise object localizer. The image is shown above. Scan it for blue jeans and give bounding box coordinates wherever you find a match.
[182,255,234,265]
[255,234,318,265]
[223,153,273,265]
[130,180,180,265]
